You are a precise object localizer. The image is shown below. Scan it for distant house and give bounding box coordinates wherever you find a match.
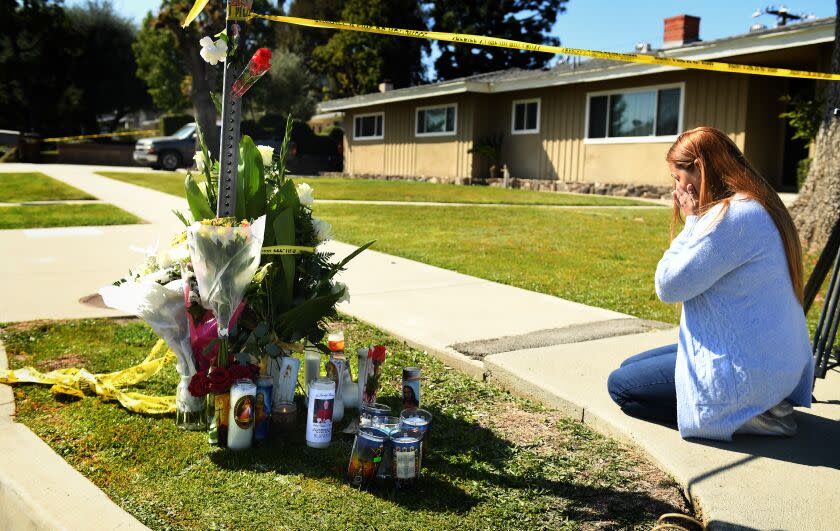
[317,15,835,191]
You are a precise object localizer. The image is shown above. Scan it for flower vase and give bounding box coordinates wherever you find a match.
[176,375,207,431]
[362,363,381,405]
[207,392,230,447]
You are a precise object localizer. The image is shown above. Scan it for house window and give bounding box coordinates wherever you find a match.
[354,112,383,140]
[512,99,540,134]
[416,104,457,136]
[586,84,683,142]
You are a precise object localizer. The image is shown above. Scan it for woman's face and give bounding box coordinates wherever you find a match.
[669,162,700,197]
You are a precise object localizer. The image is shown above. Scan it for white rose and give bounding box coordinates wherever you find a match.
[296,182,314,207]
[193,151,205,172]
[256,145,274,166]
[199,36,227,66]
[334,282,350,304]
[312,217,332,242]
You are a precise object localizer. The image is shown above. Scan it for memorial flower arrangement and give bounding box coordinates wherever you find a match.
[100,39,372,445]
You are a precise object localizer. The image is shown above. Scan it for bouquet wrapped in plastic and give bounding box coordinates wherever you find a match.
[186,216,266,344]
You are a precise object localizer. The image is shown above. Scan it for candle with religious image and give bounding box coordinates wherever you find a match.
[227,379,257,450]
[347,427,387,488]
[273,356,300,408]
[391,429,422,489]
[253,376,273,443]
[306,378,336,448]
[402,367,421,410]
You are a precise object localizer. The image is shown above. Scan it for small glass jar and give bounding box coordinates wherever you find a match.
[359,402,392,428]
[176,375,207,431]
[347,427,387,488]
[271,401,297,435]
[391,429,422,489]
[400,408,432,453]
[370,416,401,479]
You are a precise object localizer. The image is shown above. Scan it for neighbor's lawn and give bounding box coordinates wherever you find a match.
[317,203,680,324]
[96,171,651,207]
[0,204,141,229]
[0,172,94,202]
[304,177,651,206]
[2,318,688,530]
[97,170,188,197]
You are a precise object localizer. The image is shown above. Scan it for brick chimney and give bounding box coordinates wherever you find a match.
[664,14,700,48]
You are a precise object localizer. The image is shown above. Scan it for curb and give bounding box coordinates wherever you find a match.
[0,341,149,531]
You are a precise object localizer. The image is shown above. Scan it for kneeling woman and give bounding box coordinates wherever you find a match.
[607,127,814,441]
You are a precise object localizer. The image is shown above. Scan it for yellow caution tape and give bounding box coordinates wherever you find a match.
[262,245,316,255]
[182,0,209,28]
[246,13,840,81]
[0,339,176,415]
[43,129,159,143]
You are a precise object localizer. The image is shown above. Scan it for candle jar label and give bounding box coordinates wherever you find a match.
[233,395,255,429]
[395,448,417,479]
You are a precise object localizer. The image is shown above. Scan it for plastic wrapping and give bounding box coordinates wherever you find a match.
[186,216,266,337]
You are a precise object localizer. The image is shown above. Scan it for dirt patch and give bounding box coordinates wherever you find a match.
[39,353,85,372]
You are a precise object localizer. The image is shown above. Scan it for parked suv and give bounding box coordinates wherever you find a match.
[134,123,197,171]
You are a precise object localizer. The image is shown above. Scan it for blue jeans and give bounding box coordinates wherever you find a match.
[607,344,678,424]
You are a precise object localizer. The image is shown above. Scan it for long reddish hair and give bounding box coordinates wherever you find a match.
[666,127,804,305]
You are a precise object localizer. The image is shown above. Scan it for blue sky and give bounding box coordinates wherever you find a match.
[68,0,837,71]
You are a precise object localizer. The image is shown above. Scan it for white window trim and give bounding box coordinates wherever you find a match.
[415,103,458,137]
[584,82,684,145]
[353,112,384,141]
[511,98,541,135]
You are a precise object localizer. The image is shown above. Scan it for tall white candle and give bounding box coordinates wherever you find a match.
[227,379,257,450]
[357,347,369,407]
[306,378,336,448]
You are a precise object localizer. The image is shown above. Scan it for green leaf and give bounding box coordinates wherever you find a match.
[272,209,296,309]
[237,135,266,221]
[326,241,375,280]
[184,172,214,221]
[275,293,342,340]
[265,343,281,357]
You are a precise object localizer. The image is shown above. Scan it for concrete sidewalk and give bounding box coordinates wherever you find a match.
[0,164,186,322]
[328,240,840,531]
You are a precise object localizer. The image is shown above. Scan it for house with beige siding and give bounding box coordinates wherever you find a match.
[318,15,835,192]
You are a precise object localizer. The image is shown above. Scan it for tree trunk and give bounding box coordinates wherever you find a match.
[183,38,219,158]
[789,2,840,253]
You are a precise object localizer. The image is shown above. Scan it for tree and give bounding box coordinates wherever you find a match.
[65,1,150,132]
[429,0,567,80]
[278,0,344,61]
[789,2,840,253]
[0,0,148,135]
[146,0,276,156]
[312,0,428,98]
[251,50,317,121]
[134,13,191,114]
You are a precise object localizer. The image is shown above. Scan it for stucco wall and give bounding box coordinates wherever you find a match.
[344,95,474,180]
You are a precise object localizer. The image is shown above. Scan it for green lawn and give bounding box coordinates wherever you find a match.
[96,171,651,207]
[303,177,651,206]
[97,171,188,197]
[317,203,680,324]
[2,318,689,530]
[0,204,141,229]
[0,172,94,202]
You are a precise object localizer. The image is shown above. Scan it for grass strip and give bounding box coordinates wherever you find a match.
[0,172,95,202]
[0,204,141,229]
[2,318,689,530]
[96,172,653,207]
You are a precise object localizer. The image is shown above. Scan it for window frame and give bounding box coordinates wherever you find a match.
[584,82,685,144]
[511,98,541,135]
[353,112,385,141]
[415,103,458,137]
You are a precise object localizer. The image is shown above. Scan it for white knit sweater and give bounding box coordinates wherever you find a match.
[655,196,814,441]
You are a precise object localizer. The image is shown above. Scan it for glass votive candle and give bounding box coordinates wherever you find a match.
[371,416,401,479]
[347,427,387,489]
[359,402,392,428]
[391,429,422,489]
[400,408,432,450]
[271,401,297,435]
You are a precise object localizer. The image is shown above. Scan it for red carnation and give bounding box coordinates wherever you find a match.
[208,367,233,394]
[249,48,272,75]
[188,371,209,397]
[247,363,260,380]
[229,363,251,381]
[368,345,387,364]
